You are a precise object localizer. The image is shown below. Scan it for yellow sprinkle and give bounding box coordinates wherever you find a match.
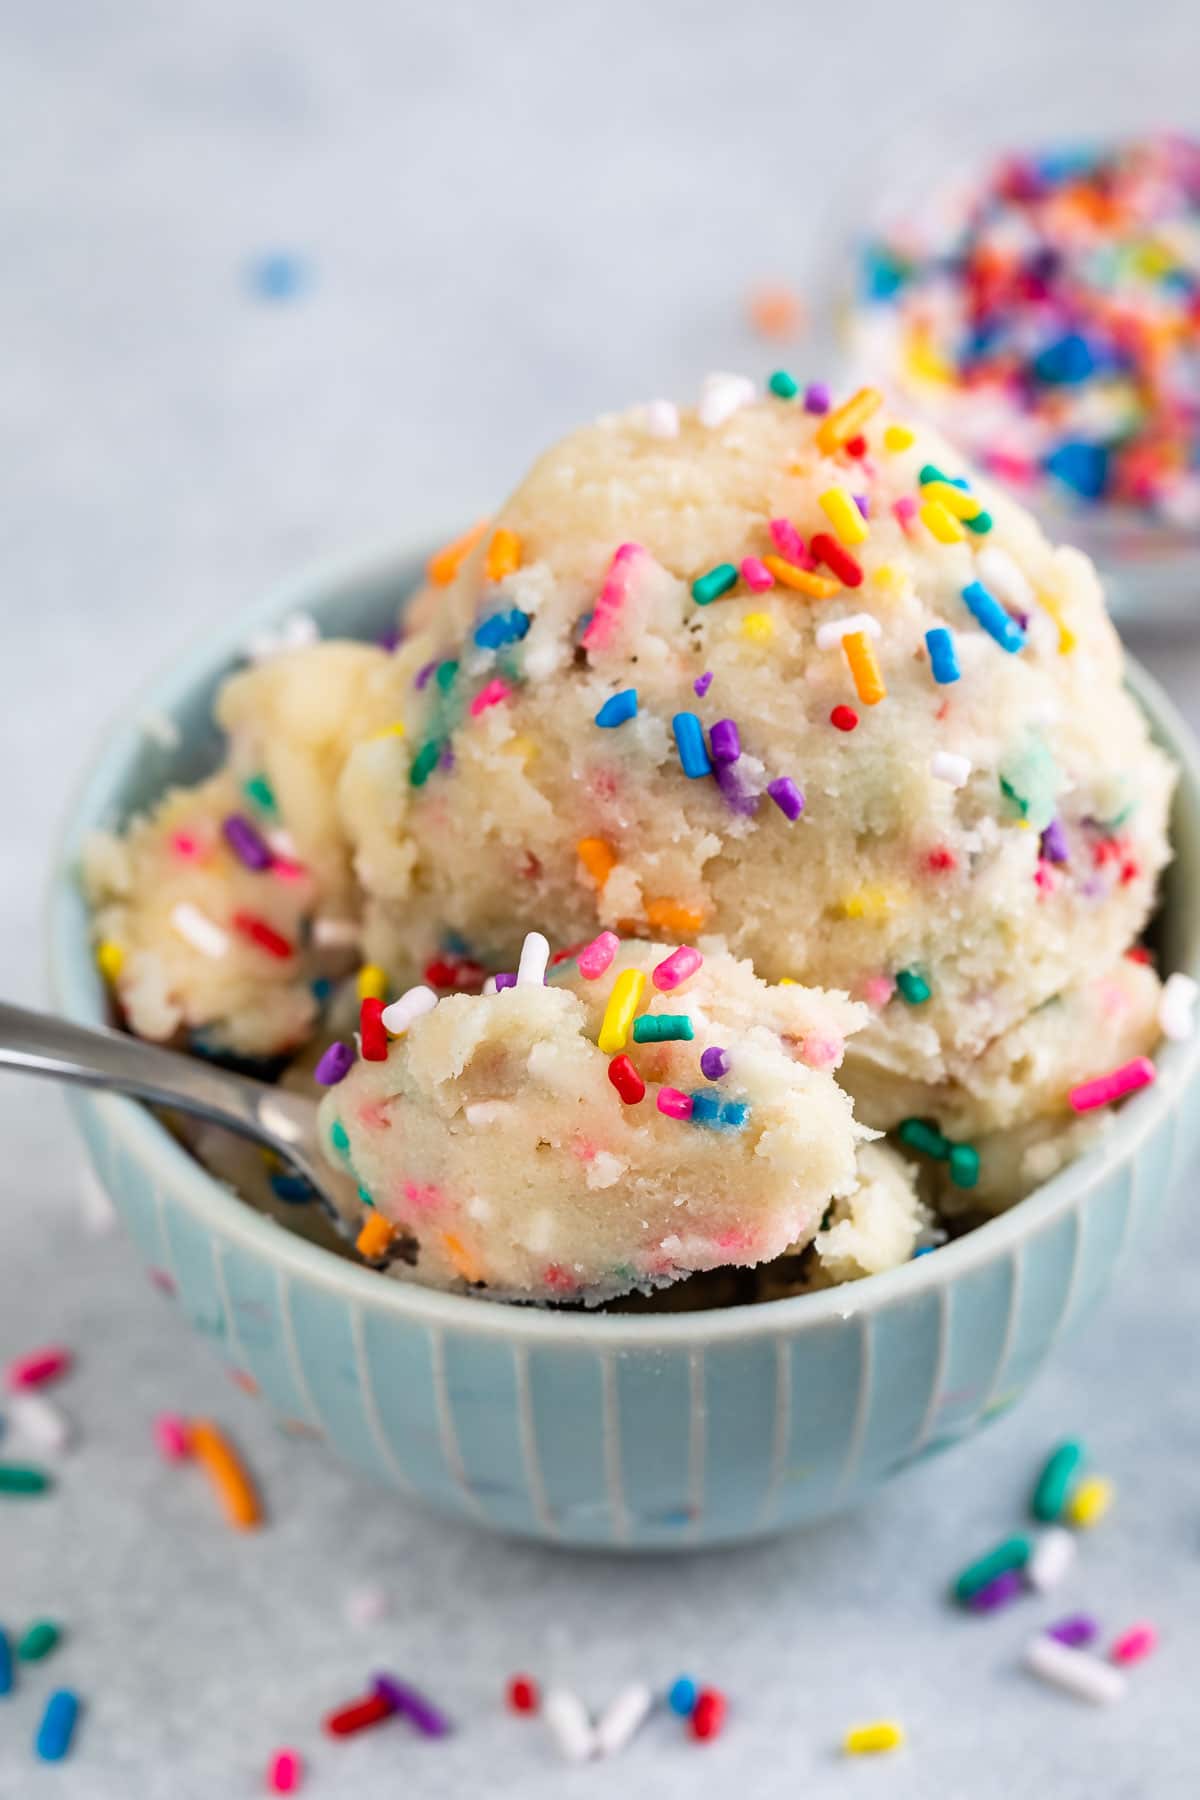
[369,721,406,741]
[356,964,387,1002]
[883,423,915,451]
[843,630,886,705]
[504,734,538,760]
[598,968,647,1054]
[904,325,954,384]
[921,479,983,520]
[761,555,840,598]
[919,499,965,545]
[778,976,797,986]
[872,564,898,590]
[1067,1474,1114,1529]
[1037,590,1077,654]
[645,898,707,935]
[818,486,869,546]
[741,610,775,642]
[840,885,894,920]
[844,1721,905,1756]
[484,527,522,583]
[577,836,617,889]
[356,1213,398,1260]
[815,386,882,456]
[427,518,490,587]
[440,1230,485,1285]
[96,940,124,982]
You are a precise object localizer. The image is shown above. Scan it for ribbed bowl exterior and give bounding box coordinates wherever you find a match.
[49,538,1200,1549]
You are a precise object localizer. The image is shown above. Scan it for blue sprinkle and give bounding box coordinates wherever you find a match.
[310,977,333,1005]
[1033,332,1097,386]
[689,1090,722,1125]
[0,1626,11,1696]
[720,1100,749,1129]
[672,712,713,779]
[35,1689,80,1762]
[913,1244,936,1259]
[595,689,638,728]
[247,251,310,302]
[925,627,960,684]
[668,1676,698,1716]
[1044,440,1110,501]
[961,582,1025,654]
[473,608,530,650]
[269,1173,314,1205]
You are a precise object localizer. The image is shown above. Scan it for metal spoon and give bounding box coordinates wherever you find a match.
[0,1000,355,1229]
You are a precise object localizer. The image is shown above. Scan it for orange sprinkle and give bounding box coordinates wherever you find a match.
[427,518,490,587]
[187,1420,262,1530]
[356,1213,398,1260]
[843,630,886,706]
[485,527,522,584]
[815,387,882,456]
[746,283,805,339]
[441,1232,485,1284]
[645,897,706,934]
[761,555,840,598]
[577,836,617,888]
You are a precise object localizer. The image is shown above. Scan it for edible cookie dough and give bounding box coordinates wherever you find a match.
[317,938,906,1302]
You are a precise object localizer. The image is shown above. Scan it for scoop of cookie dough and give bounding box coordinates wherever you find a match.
[317,940,876,1303]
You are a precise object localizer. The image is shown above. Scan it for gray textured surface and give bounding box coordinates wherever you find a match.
[3,3,1200,1794]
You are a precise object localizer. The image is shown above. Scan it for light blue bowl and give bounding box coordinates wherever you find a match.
[48,539,1200,1549]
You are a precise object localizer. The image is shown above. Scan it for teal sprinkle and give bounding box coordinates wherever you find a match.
[898,1118,950,1160]
[357,1184,375,1209]
[768,369,798,399]
[242,774,277,816]
[434,659,459,693]
[948,1144,980,1189]
[632,1014,694,1043]
[999,736,1061,832]
[691,564,738,606]
[896,968,931,1005]
[330,1120,350,1155]
[918,462,948,486]
[410,740,442,787]
[964,510,993,534]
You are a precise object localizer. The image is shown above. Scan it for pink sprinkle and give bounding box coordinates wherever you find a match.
[984,448,1038,485]
[657,1087,694,1120]
[5,1345,72,1391]
[169,831,204,860]
[740,556,775,593]
[271,857,307,883]
[861,975,896,1008]
[768,518,812,567]
[1069,1056,1156,1113]
[1111,1623,1157,1665]
[652,946,703,991]
[893,495,920,535]
[154,1413,192,1461]
[267,1748,305,1793]
[577,931,620,980]
[801,1033,843,1069]
[402,1180,444,1214]
[470,678,511,717]
[580,543,644,652]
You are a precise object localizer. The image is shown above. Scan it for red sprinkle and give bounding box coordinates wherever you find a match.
[690,1688,727,1742]
[810,532,863,587]
[608,1054,646,1105]
[927,847,956,872]
[324,1692,395,1737]
[830,705,859,732]
[360,997,388,1062]
[506,1675,540,1714]
[233,912,293,959]
[844,433,868,457]
[424,957,486,992]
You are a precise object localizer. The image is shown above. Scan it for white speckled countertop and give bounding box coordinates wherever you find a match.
[4,3,1200,1793]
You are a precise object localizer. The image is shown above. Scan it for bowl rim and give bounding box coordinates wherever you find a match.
[46,532,1200,1348]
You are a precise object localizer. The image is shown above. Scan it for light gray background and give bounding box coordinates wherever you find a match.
[3,3,1200,1794]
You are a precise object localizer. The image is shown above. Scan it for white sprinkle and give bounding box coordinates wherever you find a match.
[516,931,550,988]
[466,1195,493,1222]
[594,1684,654,1757]
[976,546,1035,617]
[481,976,498,995]
[543,1688,595,1762]
[247,612,320,663]
[815,612,883,650]
[266,828,299,861]
[523,1210,555,1254]
[1024,1634,1127,1706]
[170,902,230,960]
[465,1101,515,1128]
[139,710,181,750]
[380,985,437,1035]
[1159,971,1198,1042]
[698,371,757,429]
[8,1391,73,1455]
[1027,1525,1077,1593]
[931,751,972,788]
[642,399,680,439]
[313,916,361,950]
[344,1585,389,1629]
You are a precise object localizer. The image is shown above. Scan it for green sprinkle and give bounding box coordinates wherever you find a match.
[897,1118,950,1160]
[409,740,442,787]
[17,1621,60,1663]
[964,510,993,534]
[1031,1440,1084,1522]
[691,564,738,606]
[242,774,277,816]
[948,1143,980,1189]
[768,369,799,400]
[329,1120,350,1155]
[0,1464,52,1495]
[999,737,1060,832]
[434,659,459,693]
[895,969,931,1005]
[632,1014,695,1043]
[953,1534,1031,1603]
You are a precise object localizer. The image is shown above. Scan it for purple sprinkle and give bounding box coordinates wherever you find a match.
[221,813,273,871]
[415,659,438,690]
[700,1046,729,1080]
[967,1569,1024,1613]
[853,493,870,519]
[494,972,517,991]
[767,776,804,822]
[1047,1614,1099,1648]
[715,760,760,817]
[694,671,713,698]
[372,1673,451,1738]
[377,626,402,652]
[439,745,456,772]
[314,1041,355,1086]
[1040,817,1069,863]
[709,718,741,765]
[804,382,831,415]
